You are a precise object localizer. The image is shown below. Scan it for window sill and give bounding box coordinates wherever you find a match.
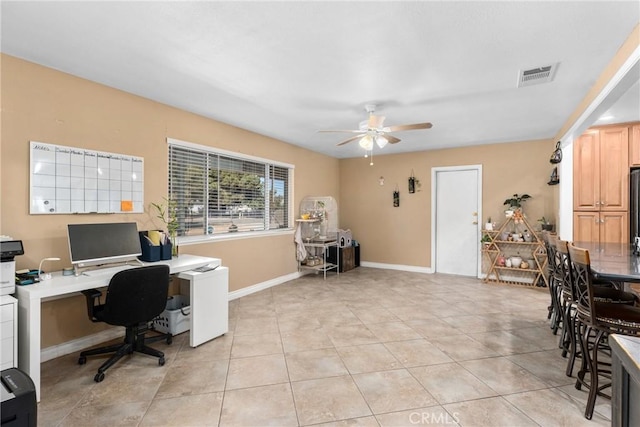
[177,228,294,246]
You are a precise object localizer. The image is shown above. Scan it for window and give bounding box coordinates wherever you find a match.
[167,138,293,238]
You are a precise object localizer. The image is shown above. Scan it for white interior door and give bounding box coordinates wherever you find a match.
[432,166,481,277]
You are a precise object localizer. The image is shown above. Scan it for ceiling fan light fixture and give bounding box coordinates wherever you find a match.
[375,135,388,149]
[359,135,374,150]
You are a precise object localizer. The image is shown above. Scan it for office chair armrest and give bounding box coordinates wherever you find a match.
[81,288,102,321]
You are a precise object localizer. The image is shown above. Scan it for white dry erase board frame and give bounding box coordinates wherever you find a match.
[30,141,144,214]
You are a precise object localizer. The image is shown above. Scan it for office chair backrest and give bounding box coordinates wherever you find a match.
[101,265,170,327]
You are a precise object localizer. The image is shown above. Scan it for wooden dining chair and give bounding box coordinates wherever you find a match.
[567,243,640,419]
[541,231,562,334]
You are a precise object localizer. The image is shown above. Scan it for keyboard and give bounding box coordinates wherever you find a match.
[82,265,136,277]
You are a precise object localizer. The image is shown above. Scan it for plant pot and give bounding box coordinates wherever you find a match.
[541,224,554,232]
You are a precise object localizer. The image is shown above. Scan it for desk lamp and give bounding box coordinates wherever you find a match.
[39,257,60,281]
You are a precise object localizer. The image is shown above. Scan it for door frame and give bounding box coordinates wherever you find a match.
[431,164,483,277]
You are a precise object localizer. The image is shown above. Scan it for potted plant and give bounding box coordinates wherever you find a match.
[503,193,531,218]
[503,193,531,209]
[538,217,554,232]
[481,234,492,247]
[151,197,179,256]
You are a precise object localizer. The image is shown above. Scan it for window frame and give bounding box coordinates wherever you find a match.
[166,137,295,246]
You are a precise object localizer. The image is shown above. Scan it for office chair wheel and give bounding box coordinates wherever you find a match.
[94,372,105,383]
[159,357,165,366]
[166,336,172,345]
[78,356,87,365]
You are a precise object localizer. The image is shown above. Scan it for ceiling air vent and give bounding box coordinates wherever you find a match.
[517,63,558,88]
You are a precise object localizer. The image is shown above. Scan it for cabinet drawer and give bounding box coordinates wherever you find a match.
[1,337,13,364]
[0,320,13,339]
[1,303,13,322]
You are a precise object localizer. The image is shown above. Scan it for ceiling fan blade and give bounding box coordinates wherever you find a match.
[336,134,364,146]
[384,122,433,132]
[368,114,385,129]
[318,129,365,134]
[386,135,401,144]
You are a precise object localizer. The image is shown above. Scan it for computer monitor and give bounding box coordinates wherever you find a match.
[67,222,142,267]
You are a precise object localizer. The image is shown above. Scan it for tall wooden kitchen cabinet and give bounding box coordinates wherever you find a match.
[573,125,629,243]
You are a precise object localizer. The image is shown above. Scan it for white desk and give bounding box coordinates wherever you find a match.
[15,254,229,401]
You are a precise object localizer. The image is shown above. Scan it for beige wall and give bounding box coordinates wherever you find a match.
[339,140,556,267]
[1,54,339,346]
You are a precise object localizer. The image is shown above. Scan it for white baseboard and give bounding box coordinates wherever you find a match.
[360,261,433,274]
[228,271,302,301]
[41,328,123,363]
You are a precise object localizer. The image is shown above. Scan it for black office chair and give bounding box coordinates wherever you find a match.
[78,265,172,382]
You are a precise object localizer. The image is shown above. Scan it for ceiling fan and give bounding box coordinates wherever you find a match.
[318,104,433,149]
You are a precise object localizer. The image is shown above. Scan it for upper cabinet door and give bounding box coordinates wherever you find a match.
[573,130,600,211]
[599,126,629,211]
[630,124,640,167]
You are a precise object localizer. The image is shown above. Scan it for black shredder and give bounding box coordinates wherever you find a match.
[1,368,37,427]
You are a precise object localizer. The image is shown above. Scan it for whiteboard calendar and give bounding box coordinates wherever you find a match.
[30,141,144,214]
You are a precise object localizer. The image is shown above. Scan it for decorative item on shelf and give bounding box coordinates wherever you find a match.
[408,170,416,193]
[505,258,512,267]
[510,256,522,268]
[521,260,530,269]
[500,231,510,241]
[549,141,563,164]
[393,185,400,207]
[547,166,559,185]
[481,234,492,247]
[497,255,506,266]
[503,193,530,223]
[151,196,179,257]
[523,230,533,242]
[485,217,493,231]
[538,217,554,232]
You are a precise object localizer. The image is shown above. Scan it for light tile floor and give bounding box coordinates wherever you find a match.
[38,268,612,426]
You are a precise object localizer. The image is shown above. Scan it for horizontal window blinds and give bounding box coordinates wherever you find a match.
[168,143,291,237]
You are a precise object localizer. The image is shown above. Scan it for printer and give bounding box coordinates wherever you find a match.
[1,240,24,296]
[1,368,37,427]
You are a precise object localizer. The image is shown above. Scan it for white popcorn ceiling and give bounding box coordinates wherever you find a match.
[2,1,639,158]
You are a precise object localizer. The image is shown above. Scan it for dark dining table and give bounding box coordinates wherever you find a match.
[573,242,640,293]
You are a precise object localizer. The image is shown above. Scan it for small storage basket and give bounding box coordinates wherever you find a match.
[153,295,190,335]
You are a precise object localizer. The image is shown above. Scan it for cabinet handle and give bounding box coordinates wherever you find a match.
[595,201,601,205]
